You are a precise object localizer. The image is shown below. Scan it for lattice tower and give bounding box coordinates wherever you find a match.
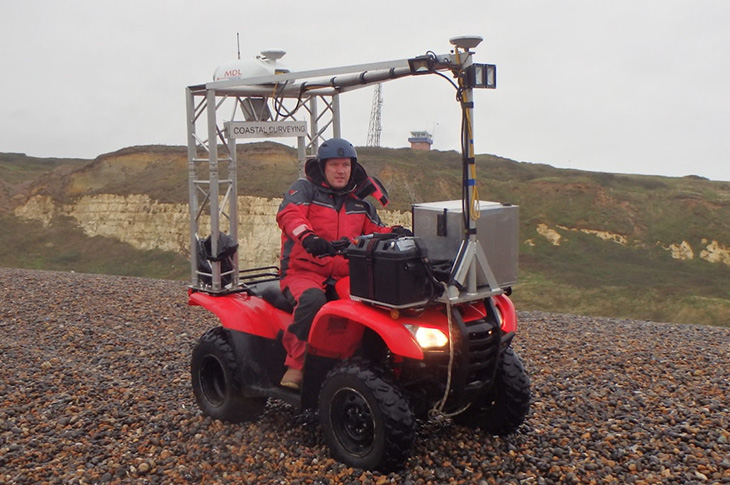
[366,83,383,147]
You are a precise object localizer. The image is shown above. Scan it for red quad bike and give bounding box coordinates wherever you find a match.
[185,35,530,472]
[189,234,531,471]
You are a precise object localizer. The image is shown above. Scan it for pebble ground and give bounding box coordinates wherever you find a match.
[1,267,728,484]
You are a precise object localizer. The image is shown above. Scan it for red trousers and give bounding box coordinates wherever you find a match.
[281,272,330,370]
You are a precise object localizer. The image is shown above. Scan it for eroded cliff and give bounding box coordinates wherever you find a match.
[14,194,412,270]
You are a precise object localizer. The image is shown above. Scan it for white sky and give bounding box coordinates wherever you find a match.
[1,0,729,181]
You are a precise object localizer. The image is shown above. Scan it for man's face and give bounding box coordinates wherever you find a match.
[323,158,352,190]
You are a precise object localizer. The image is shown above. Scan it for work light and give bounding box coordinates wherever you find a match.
[466,63,497,89]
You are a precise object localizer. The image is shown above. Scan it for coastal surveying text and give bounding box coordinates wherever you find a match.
[226,121,307,139]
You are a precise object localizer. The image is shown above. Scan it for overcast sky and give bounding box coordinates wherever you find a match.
[1,0,729,181]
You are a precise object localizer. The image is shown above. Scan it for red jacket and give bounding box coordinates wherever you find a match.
[277,159,391,280]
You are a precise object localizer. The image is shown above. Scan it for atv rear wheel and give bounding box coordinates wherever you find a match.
[453,346,530,434]
[191,327,266,422]
[319,357,415,471]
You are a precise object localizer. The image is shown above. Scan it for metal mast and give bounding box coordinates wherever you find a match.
[366,83,383,147]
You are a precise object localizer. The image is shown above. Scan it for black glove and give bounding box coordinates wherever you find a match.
[391,226,414,237]
[302,233,334,256]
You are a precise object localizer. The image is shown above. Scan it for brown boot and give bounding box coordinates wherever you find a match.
[280,368,303,390]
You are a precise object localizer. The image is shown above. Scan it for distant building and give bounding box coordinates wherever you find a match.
[408,131,433,151]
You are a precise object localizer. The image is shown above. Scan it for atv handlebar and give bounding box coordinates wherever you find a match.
[322,232,400,257]
[329,237,353,255]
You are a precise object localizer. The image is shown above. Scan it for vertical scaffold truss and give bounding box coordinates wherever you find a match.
[185,86,346,292]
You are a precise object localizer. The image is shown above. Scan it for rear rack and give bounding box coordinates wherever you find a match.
[190,266,281,296]
[239,266,280,285]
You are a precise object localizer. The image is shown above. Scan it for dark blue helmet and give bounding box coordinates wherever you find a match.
[317,138,357,163]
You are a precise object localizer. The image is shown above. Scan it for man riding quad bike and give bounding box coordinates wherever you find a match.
[274,138,411,390]
[189,139,531,471]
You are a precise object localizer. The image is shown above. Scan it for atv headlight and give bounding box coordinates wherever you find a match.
[409,326,448,349]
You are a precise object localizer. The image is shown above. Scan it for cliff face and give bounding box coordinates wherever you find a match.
[14,194,412,270]
[6,144,730,326]
[15,192,730,270]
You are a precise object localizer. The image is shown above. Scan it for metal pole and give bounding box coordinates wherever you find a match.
[463,85,478,295]
[207,89,221,291]
[308,96,319,157]
[332,93,341,139]
[185,88,199,287]
[228,135,239,287]
[297,135,306,179]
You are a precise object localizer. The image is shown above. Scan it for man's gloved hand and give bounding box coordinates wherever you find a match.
[302,233,334,256]
[391,226,414,237]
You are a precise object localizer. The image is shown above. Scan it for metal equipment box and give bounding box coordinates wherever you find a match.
[412,200,519,289]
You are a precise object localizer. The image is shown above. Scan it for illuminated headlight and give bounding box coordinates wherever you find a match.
[407,325,449,349]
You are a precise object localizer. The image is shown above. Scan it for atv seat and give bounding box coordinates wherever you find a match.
[252,278,341,314]
[251,280,294,314]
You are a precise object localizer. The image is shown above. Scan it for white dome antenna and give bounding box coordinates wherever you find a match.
[259,49,286,61]
[213,49,290,82]
[449,35,483,50]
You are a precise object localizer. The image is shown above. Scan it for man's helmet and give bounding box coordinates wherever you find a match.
[317,138,357,163]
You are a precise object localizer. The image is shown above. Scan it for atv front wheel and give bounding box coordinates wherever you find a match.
[319,357,415,471]
[453,346,530,435]
[191,327,265,422]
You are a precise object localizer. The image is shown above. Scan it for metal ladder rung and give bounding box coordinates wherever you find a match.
[193,179,234,185]
[192,158,233,163]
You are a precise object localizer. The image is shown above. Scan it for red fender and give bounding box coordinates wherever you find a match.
[188,290,289,339]
[308,298,493,361]
[308,299,424,360]
[335,276,351,299]
[493,293,518,334]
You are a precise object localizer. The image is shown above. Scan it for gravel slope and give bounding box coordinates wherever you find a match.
[1,268,728,484]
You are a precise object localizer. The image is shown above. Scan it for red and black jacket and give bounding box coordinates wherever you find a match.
[277,158,391,280]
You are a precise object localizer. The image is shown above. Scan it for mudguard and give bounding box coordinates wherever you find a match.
[493,293,518,334]
[307,299,488,361]
[308,288,517,361]
[308,299,424,360]
[188,290,290,339]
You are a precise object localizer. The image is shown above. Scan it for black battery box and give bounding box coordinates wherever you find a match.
[348,234,431,308]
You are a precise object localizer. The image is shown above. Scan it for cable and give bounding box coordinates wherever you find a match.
[463,107,480,221]
[270,79,305,120]
[433,70,460,91]
[429,282,455,418]
[454,51,480,225]
[428,282,472,420]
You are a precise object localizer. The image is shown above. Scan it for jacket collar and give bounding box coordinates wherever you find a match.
[304,157,389,206]
[304,157,357,196]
